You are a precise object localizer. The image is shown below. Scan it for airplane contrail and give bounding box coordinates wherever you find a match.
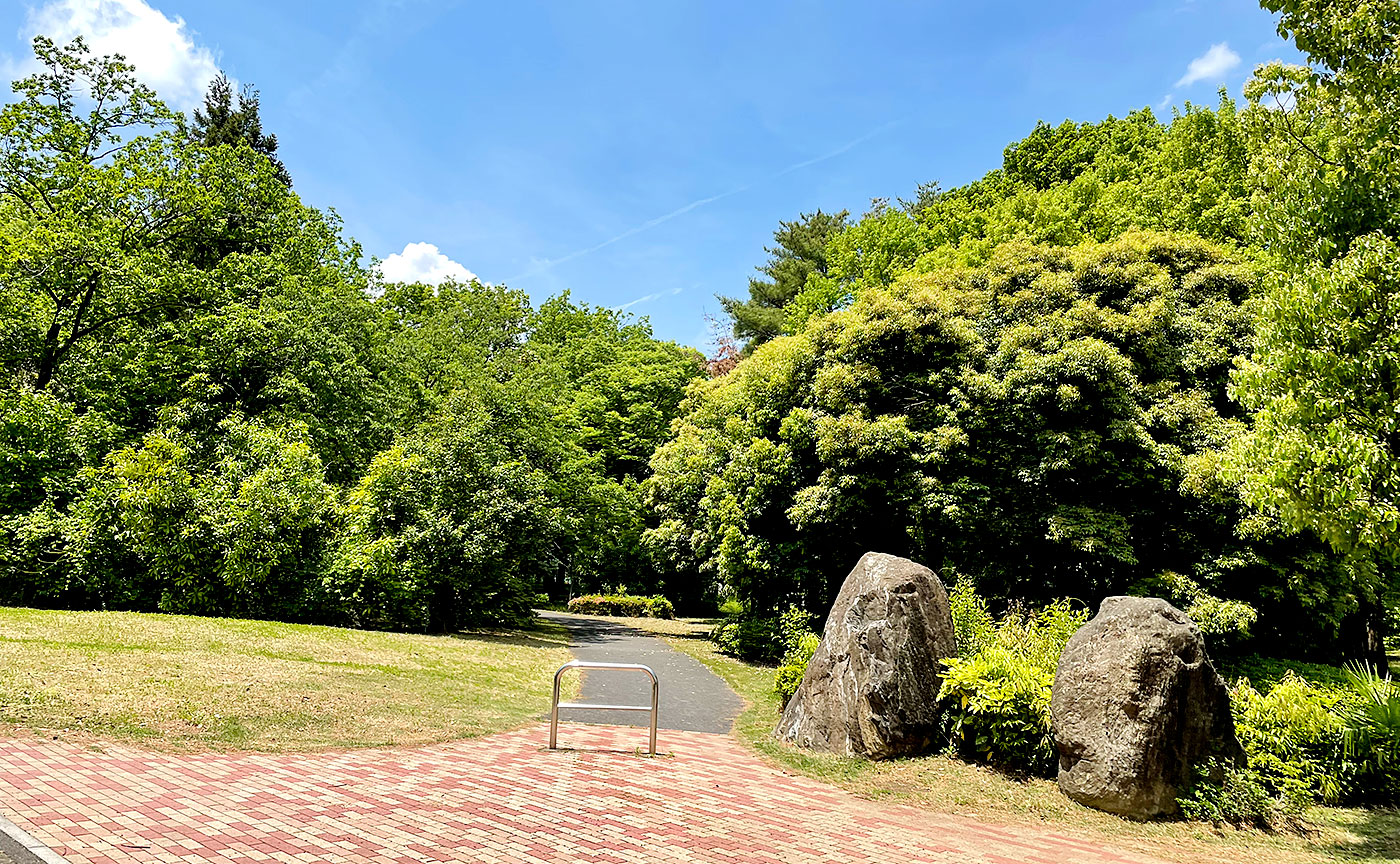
[612,286,684,314]
[508,120,901,283]
[509,185,752,282]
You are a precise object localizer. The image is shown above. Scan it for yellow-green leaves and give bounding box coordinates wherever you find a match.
[1231,235,1400,566]
[647,232,1266,615]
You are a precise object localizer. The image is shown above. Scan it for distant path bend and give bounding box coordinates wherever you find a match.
[538,611,743,734]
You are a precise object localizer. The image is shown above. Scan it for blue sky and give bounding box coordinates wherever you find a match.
[4,1,1300,349]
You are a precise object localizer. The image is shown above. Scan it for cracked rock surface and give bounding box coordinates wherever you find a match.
[775,552,956,759]
[1051,596,1244,819]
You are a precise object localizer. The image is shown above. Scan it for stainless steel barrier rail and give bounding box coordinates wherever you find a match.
[549,660,659,755]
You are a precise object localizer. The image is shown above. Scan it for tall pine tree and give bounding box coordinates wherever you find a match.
[720,209,847,352]
[192,73,291,186]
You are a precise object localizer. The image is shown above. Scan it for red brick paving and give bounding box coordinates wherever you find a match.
[0,724,1167,863]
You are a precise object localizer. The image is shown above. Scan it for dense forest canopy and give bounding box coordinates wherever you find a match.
[655,232,1361,656]
[697,0,1398,660]
[0,37,703,629]
[1,0,1396,662]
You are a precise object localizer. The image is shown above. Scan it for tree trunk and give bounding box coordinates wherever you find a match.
[1341,595,1389,667]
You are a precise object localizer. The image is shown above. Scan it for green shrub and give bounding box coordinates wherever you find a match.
[940,644,1057,773]
[714,604,817,665]
[948,576,996,657]
[1231,673,1353,804]
[711,616,782,662]
[775,632,820,706]
[1341,662,1400,802]
[566,594,675,619]
[1177,758,1306,830]
[770,605,821,705]
[776,605,816,653]
[1223,662,1400,808]
[939,585,1089,775]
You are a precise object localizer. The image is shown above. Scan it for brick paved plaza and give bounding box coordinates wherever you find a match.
[0,723,1166,864]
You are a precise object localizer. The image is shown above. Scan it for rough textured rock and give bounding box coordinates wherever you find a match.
[1051,596,1244,819]
[774,552,956,759]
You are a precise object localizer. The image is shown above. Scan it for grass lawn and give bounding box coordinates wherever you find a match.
[648,623,1399,864]
[0,606,575,752]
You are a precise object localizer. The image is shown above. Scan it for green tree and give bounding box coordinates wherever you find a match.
[649,233,1356,654]
[785,100,1250,331]
[527,294,702,482]
[524,295,703,601]
[192,73,290,185]
[1002,112,1162,191]
[720,209,848,352]
[376,277,534,424]
[0,37,294,394]
[329,382,583,632]
[62,416,337,618]
[1228,0,1400,660]
[367,280,703,610]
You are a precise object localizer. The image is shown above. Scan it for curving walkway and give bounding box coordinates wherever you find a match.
[0,722,1168,864]
[0,616,1171,863]
[538,611,742,734]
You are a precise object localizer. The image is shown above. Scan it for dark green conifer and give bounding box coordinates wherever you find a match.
[720,209,848,352]
[192,73,291,186]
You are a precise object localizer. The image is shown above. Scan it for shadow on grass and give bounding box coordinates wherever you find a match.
[1324,805,1400,862]
[661,621,721,641]
[448,624,571,650]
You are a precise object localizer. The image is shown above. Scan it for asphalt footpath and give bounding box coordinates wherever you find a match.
[0,815,61,864]
[538,611,743,735]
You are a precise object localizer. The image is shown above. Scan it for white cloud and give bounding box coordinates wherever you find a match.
[378,242,477,286]
[7,0,224,111]
[1176,43,1241,87]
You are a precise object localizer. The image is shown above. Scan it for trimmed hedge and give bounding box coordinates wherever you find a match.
[567,594,675,619]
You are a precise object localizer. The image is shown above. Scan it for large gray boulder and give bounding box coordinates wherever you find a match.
[1051,596,1244,819]
[775,552,956,759]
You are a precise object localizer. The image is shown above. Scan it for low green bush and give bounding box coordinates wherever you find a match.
[948,573,996,656]
[776,606,816,652]
[940,644,1057,774]
[775,632,820,706]
[1177,757,1306,830]
[938,580,1089,775]
[1180,661,1400,827]
[1340,662,1400,802]
[566,594,675,619]
[712,617,779,661]
[1230,672,1353,805]
[714,604,815,664]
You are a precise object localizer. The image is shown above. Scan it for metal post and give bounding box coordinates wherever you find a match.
[549,664,563,750]
[548,660,660,755]
[648,665,659,755]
